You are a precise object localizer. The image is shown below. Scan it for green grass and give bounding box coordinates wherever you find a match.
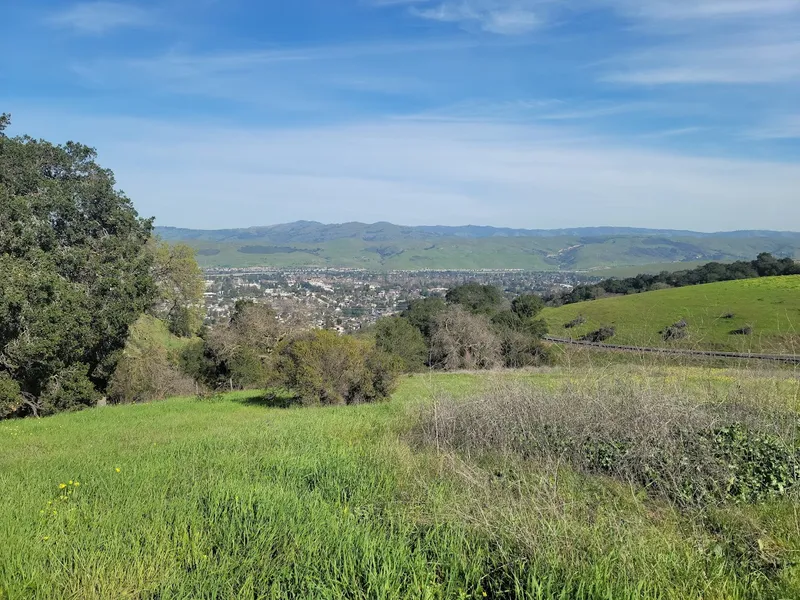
[180,233,800,271]
[2,370,800,599]
[542,276,800,354]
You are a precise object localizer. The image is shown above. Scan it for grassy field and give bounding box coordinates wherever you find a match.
[171,231,800,271]
[541,276,800,354]
[2,366,800,599]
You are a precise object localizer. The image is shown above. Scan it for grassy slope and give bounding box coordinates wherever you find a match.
[541,276,800,353]
[2,369,800,599]
[184,234,800,271]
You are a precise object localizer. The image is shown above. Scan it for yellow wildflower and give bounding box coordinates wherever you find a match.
[115,468,121,473]
[58,483,67,489]
[42,536,49,541]
[74,482,80,487]
[68,480,73,485]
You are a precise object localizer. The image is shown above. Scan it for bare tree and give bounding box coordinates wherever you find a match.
[431,306,502,371]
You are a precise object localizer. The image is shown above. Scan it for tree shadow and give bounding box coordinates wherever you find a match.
[236,389,303,409]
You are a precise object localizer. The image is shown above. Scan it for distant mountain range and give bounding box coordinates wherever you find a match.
[155,221,800,272]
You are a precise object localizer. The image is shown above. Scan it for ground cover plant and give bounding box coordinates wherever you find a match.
[540,276,800,354]
[2,365,800,599]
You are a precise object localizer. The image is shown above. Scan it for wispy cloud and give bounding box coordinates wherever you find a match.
[408,1,543,35]
[605,40,800,84]
[48,1,153,34]
[606,0,800,22]
[597,0,800,85]
[749,115,800,139]
[17,110,800,230]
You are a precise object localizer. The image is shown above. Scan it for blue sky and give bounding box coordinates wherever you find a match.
[3,0,800,231]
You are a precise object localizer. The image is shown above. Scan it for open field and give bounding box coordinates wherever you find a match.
[3,366,800,599]
[541,276,800,354]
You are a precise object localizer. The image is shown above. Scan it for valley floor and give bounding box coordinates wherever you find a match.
[2,366,800,599]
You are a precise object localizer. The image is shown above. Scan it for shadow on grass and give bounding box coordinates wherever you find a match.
[235,388,303,409]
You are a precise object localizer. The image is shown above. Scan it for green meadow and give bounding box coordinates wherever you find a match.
[541,276,800,354]
[3,367,800,599]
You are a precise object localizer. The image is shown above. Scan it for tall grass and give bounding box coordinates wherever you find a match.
[2,371,800,598]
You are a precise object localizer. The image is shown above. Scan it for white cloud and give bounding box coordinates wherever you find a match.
[14,110,800,231]
[605,39,800,85]
[749,115,800,139]
[607,0,800,21]
[48,2,153,34]
[410,1,542,35]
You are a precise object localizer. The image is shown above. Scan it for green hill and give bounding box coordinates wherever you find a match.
[155,222,800,271]
[541,276,800,353]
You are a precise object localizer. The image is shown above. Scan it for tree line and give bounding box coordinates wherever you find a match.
[547,253,800,306]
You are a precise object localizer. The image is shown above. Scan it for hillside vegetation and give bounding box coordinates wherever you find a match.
[156,223,800,271]
[541,276,800,353]
[3,368,800,599]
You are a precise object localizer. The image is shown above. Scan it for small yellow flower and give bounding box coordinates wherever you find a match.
[74,482,80,487]
[115,468,121,473]
[58,483,67,489]
[68,480,73,485]
[42,536,49,541]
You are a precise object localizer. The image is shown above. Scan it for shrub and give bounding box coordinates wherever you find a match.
[417,380,800,508]
[0,373,22,419]
[661,321,689,341]
[498,330,550,368]
[731,326,754,336]
[430,307,502,371]
[564,315,586,329]
[201,301,286,389]
[373,316,428,372]
[511,294,545,319]
[39,364,99,414]
[402,297,447,342]
[109,340,196,404]
[580,326,616,343]
[275,330,401,405]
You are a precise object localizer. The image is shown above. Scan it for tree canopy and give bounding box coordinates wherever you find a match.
[0,119,155,417]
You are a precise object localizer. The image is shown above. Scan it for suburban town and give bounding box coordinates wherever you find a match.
[202,267,592,331]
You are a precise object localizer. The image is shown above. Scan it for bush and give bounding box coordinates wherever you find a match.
[731,326,754,336]
[275,330,401,405]
[417,380,800,507]
[373,316,428,372]
[402,297,447,342]
[109,344,197,404]
[498,330,550,368]
[511,294,544,319]
[201,301,286,389]
[661,321,689,341]
[431,307,502,371]
[39,364,99,414]
[0,373,22,419]
[564,315,586,329]
[580,326,616,343]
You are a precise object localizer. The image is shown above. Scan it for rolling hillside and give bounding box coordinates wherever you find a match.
[541,276,800,353]
[155,222,800,271]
